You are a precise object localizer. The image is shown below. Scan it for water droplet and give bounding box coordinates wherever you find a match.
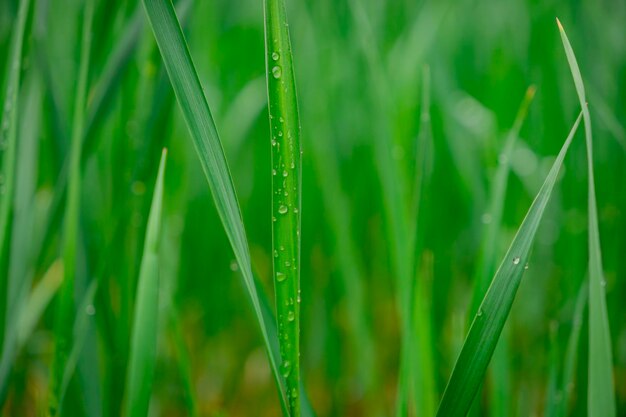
[285,260,291,267]
[481,213,492,224]
[272,66,282,79]
[280,360,291,378]
[290,161,295,169]
[287,310,295,321]
[477,309,483,317]
[282,170,288,177]
[85,305,96,315]
[279,117,285,123]
[278,205,288,214]
[524,263,529,270]
[278,131,283,137]
[230,260,239,271]
[291,387,298,398]
[274,250,278,258]
[277,272,287,282]
[271,139,277,146]
[271,51,280,61]
[512,257,521,265]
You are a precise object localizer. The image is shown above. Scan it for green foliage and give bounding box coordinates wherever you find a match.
[557,18,616,417]
[436,113,582,417]
[0,1,623,416]
[263,0,303,414]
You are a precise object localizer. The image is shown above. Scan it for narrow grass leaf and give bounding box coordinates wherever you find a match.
[123,149,167,417]
[0,0,31,347]
[436,112,582,417]
[59,279,98,403]
[139,0,289,412]
[556,18,616,417]
[47,1,94,414]
[469,85,536,318]
[409,66,437,417]
[263,0,303,414]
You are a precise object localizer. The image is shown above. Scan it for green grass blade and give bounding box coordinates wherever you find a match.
[47,0,94,414]
[469,86,536,318]
[60,279,98,403]
[551,280,587,417]
[123,149,167,417]
[139,0,289,413]
[409,66,437,417]
[556,18,616,417]
[17,260,64,347]
[436,112,582,417]
[263,0,303,414]
[0,0,31,348]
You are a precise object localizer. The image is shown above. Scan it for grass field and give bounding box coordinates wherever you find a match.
[0,0,624,416]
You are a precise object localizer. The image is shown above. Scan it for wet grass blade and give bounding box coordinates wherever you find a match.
[436,112,582,417]
[556,18,616,417]
[140,0,289,413]
[123,149,167,417]
[263,0,302,414]
[0,0,31,347]
[47,0,94,414]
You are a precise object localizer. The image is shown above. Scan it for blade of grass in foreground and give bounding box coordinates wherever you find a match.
[557,18,616,417]
[263,0,302,414]
[47,0,94,414]
[140,0,289,413]
[436,112,582,417]
[0,0,31,347]
[123,149,167,417]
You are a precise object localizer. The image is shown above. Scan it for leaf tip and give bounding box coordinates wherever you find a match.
[556,17,564,31]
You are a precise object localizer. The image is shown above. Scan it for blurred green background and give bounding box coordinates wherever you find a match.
[0,0,625,415]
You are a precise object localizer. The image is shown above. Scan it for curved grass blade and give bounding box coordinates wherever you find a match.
[436,112,582,417]
[263,0,302,414]
[0,0,32,347]
[47,0,94,414]
[556,18,616,417]
[123,149,167,417]
[139,0,289,413]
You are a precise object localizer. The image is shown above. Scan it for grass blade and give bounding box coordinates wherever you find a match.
[0,0,31,348]
[263,0,303,414]
[556,18,616,417]
[47,0,94,414]
[123,149,167,417]
[139,0,289,412]
[409,66,437,417]
[469,86,536,318]
[436,112,582,417]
